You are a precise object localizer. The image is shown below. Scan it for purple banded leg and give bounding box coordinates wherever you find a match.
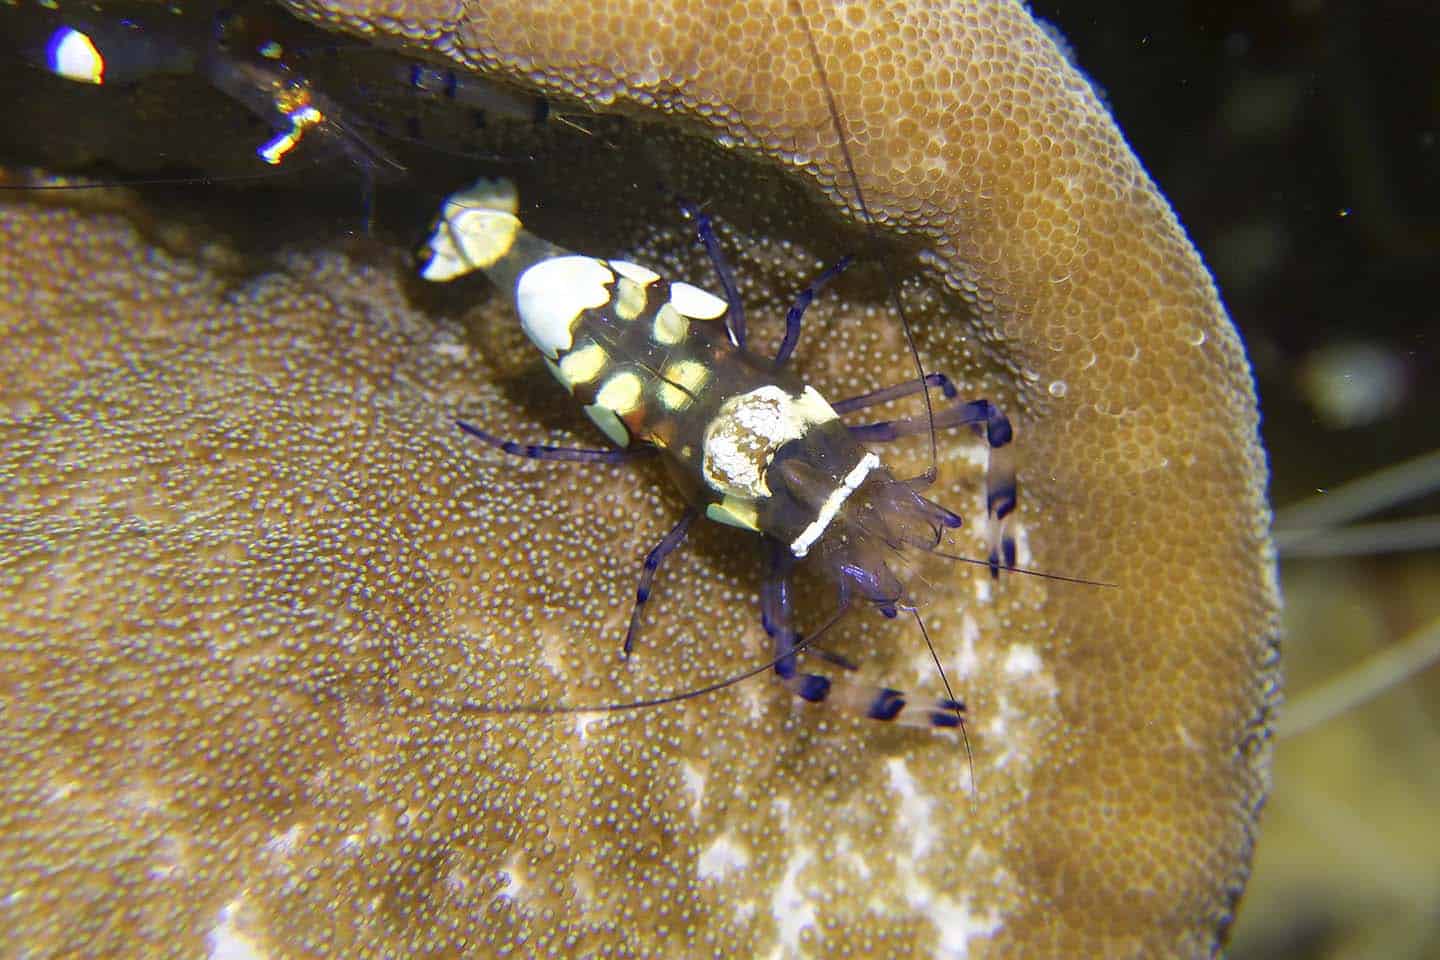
[759,543,966,729]
[832,372,959,415]
[760,541,804,682]
[679,200,746,351]
[845,395,1017,574]
[773,256,854,368]
[455,419,650,464]
[623,509,697,656]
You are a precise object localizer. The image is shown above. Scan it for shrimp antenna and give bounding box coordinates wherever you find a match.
[790,0,940,480]
[932,549,1117,588]
[442,603,854,717]
[0,162,326,191]
[906,607,975,795]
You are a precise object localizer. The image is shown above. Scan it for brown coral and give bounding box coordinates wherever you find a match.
[0,0,1279,956]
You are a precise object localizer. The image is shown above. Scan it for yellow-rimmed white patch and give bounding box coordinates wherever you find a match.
[702,386,838,501]
[595,370,644,416]
[515,256,614,358]
[610,260,660,285]
[421,179,522,282]
[705,496,760,532]
[584,404,630,446]
[612,278,647,321]
[47,27,104,84]
[652,303,689,346]
[670,281,729,320]
[586,370,644,447]
[790,452,880,558]
[610,260,659,321]
[557,342,609,388]
[657,360,710,411]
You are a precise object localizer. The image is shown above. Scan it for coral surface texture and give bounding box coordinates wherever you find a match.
[0,0,1280,957]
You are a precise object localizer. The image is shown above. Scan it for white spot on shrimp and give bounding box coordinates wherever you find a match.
[595,369,644,415]
[608,259,660,286]
[669,280,729,319]
[583,402,630,447]
[652,302,690,345]
[657,358,709,411]
[557,341,608,387]
[421,179,521,280]
[702,385,837,501]
[515,256,613,358]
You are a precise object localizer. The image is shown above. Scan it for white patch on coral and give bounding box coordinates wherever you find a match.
[1003,644,1041,677]
[681,761,706,821]
[956,612,982,676]
[264,823,304,858]
[887,757,939,861]
[985,694,1035,767]
[740,680,768,721]
[772,848,820,952]
[927,893,1003,957]
[573,712,603,740]
[498,852,528,900]
[149,834,189,880]
[206,898,264,960]
[896,864,1005,958]
[46,779,79,803]
[697,832,750,880]
[430,338,469,361]
[833,832,872,880]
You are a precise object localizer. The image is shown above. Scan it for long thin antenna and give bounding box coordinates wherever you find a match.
[932,549,1117,588]
[0,164,318,191]
[441,604,853,717]
[789,0,940,480]
[908,607,975,794]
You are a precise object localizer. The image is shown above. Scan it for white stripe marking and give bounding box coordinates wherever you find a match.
[790,453,881,558]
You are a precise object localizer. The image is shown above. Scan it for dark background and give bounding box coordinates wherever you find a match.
[1033,0,1439,504]
[1030,3,1440,957]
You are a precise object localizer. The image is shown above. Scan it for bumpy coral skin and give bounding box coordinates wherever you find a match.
[0,0,1279,957]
